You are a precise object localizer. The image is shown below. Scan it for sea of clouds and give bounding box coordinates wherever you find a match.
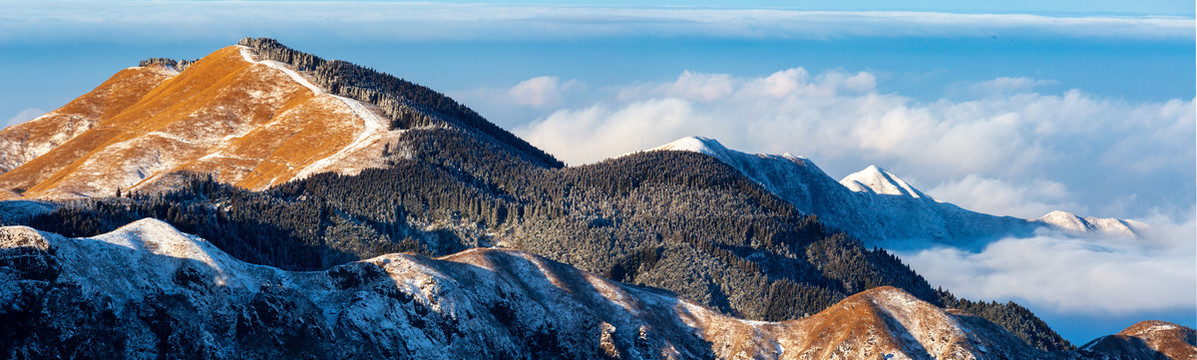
[455,68,1196,318]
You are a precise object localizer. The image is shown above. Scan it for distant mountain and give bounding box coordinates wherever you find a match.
[8,220,1182,359]
[650,136,1145,248]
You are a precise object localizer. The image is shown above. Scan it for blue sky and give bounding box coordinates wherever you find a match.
[1,0,1194,345]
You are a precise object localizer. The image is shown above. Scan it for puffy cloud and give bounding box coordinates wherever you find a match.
[3,107,44,129]
[506,67,1197,321]
[897,212,1197,314]
[513,68,1195,221]
[520,98,709,164]
[518,67,897,165]
[507,76,578,107]
[928,175,1077,218]
[449,76,587,128]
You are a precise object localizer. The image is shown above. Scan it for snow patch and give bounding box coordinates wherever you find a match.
[1033,210,1142,237]
[239,46,323,95]
[650,136,728,160]
[238,45,394,180]
[147,131,193,144]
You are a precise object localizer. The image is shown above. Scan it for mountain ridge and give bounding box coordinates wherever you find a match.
[8,219,1179,359]
[649,136,1146,247]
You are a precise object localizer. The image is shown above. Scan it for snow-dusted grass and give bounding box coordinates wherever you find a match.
[236,45,396,180]
[1,220,1119,359]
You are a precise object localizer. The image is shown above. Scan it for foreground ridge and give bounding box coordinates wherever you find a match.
[6,220,1163,359]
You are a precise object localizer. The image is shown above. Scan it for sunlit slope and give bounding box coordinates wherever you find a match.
[0,64,178,178]
[0,46,395,200]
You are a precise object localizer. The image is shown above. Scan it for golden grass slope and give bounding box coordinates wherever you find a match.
[0,64,178,175]
[1082,320,1197,360]
[677,285,1057,359]
[0,46,398,200]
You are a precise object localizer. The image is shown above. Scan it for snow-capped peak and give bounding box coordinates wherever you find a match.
[839,165,926,199]
[651,136,731,161]
[651,136,812,164]
[1033,210,1143,237]
[643,138,1142,245]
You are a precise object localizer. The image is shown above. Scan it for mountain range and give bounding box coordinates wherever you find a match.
[3,219,1190,359]
[649,136,1145,249]
[1,38,1190,359]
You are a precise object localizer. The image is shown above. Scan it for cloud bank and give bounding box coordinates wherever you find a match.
[928,175,1076,219]
[498,68,1196,315]
[1,1,1192,42]
[508,68,1194,221]
[897,211,1197,314]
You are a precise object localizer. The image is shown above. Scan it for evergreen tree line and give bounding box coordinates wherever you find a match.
[236,37,562,168]
[9,127,1072,352]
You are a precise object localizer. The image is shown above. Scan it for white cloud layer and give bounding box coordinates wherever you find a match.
[0,1,1192,42]
[897,211,1197,314]
[946,77,1060,99]
[512,68,1195,221]
[503,68,1196,315]
[929,175,1077,219]
[506,76,581,108]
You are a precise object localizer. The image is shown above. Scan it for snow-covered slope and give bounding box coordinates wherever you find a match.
[0,45,403,201]
[651,137,1144,247]
[841,165,927,198]
[3,219,1134,359]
